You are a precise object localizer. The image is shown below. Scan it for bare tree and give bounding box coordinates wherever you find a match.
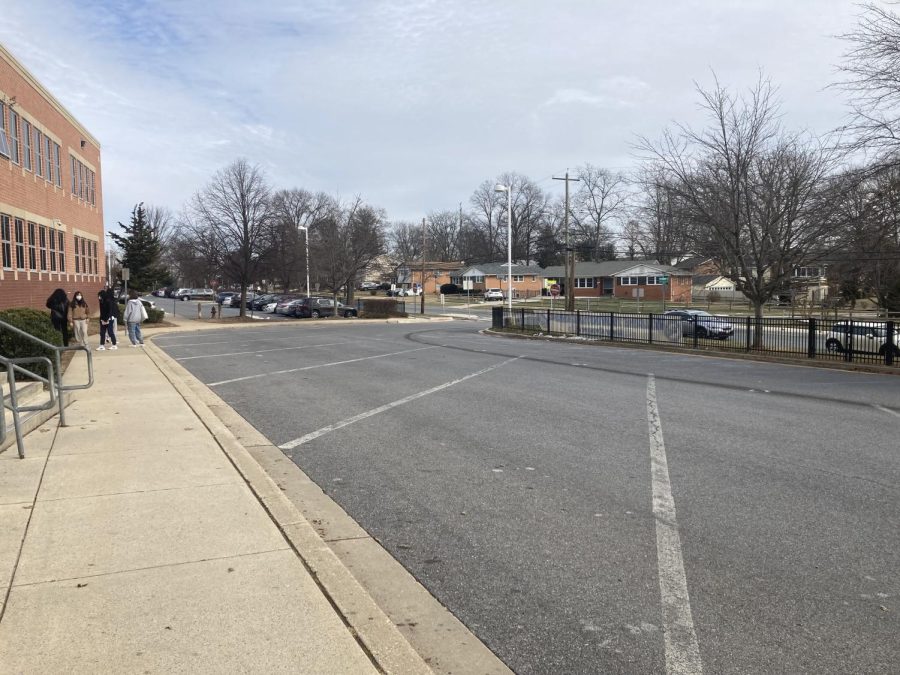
[837,3,900,166]
[427,210,461,261]
[390,221,423,266]
[469,180,505,261]
[571,164,628,261]
[313,196,386,303]
[189,159,271,317]
[270,189,331,292]
[639,77,838,326]
[632,171,691,264]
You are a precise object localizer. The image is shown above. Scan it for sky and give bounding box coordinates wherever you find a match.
[0,0,878,234]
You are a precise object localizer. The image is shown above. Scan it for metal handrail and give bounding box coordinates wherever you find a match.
[0,319,93,426]
[1,355,56,459]
[0,382,6,446]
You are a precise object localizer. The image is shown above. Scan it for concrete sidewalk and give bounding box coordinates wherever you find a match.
[0,325,430,673]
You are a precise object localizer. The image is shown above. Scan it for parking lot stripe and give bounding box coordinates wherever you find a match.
[279,356,522,450]
[176,341,352,361]
[647,374,703,675]
[207,346,439,387]
[874,404,900,419]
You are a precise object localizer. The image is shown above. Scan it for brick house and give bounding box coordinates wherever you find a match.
[542,260,692,302]
[450,263,544,298]
[396,261,465,294]
[0,43,104,312]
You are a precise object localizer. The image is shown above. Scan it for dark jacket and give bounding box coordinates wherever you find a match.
[46,289,69,330]
[98,291,120,322]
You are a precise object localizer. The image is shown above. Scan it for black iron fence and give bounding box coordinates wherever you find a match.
[492,307,898,367]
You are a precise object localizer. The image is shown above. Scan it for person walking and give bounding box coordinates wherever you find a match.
[97,289,119,350]
[69,291,90,347]
[45,288,70,347]
[123,290,147,347]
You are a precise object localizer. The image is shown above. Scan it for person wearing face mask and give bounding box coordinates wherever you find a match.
[69,291,90,347]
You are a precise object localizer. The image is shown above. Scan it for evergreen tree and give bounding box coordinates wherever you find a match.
[109,203,172,292]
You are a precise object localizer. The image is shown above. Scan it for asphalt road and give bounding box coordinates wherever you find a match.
[156,320,900,674]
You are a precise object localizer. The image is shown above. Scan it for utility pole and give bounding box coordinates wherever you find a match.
[421,217,426,315]
[553,171,580,311]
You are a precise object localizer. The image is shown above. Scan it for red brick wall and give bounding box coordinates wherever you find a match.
[0,46,104,312]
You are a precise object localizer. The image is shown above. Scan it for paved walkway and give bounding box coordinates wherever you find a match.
[0,319,430,673]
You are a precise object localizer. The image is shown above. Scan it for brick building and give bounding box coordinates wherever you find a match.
[0,43,104,312]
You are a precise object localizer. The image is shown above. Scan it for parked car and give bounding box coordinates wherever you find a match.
[264,300,279,313]
[825,321,899,356]
[174,288,215,301]
[291,297,358,318]
[275,296,302,315]
[483,288,504,301]
[396,287,422,297]
[359,281,379,291]
[151,288,167,297]
[216,291,238,304]
[664,309,734,340]
[249,293,277,311]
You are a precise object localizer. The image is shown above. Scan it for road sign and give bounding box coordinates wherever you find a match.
[659,275,669,283]
[121,267,130,281]
[550,283,561,297]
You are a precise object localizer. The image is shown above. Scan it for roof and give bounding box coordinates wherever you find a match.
[692,274,723,285]
[459,262,544,276]
[399,260,465,270]
[674,256,711,270]
[542,260,689,277]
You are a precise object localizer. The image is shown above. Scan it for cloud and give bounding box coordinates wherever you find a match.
[0,0,861,227]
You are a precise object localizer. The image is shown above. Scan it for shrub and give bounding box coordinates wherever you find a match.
[0,308,63,379]
[359,298,407,318]
[440,283,460,295]
[706,290,722,304]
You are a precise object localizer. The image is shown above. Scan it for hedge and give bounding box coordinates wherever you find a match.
[0,308,62,380]
[359,298,407,318]
[117,303,166,324]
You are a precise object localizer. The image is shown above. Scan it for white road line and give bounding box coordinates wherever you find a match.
[208,345,438,387]
[874,404,900,419]
[156,339,234,348]
[646,374,703,675]
[279,355,522,450]
[177,341,351,361]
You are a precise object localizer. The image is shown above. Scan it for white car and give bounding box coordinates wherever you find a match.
[483,288,504,301]
[264,301,278,313]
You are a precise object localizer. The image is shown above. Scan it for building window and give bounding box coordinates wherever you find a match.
[14,218,25,270]
[35,130,44,178]
[9,110,20,164]
[793,267,821,279]
[39,225,47,270]
[1,214,11,269]
[22,120,32,171]
[70,156,76,194]
[27,222,36,270]
[57,231,66,273]
[74,235,80,274]
[90,169,96,205]
[48,228,57,272]
[45,136,53,182]
[574,277,595,288]
[53,143,61,187]
[0,102,9,158]
[512,274,525,282]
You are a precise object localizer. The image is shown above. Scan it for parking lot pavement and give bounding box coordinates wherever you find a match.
[155,320,900,674]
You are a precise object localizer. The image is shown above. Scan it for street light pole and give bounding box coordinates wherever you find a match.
[299,225,310,298]
[494,184,513,315]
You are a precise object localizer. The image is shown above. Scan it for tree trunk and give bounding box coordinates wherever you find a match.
[752,300,764,349]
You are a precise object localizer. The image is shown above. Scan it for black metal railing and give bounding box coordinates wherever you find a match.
[493,307,898,367]
[1,355,58,458]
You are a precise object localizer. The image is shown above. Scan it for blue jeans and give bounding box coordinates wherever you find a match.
[127,321,143,345]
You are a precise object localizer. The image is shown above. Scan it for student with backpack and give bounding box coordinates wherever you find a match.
[97,289,120,350]
[123,290,147,347]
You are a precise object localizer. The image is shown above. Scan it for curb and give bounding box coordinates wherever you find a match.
[143,338,433,675]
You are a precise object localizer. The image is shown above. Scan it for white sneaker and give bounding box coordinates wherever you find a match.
[110,345,118,350]
[130,344,139,348]
[96,346,105,351]
[138,343,145,347]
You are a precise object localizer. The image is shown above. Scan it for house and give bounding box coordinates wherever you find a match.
[450,262,544,298]
[396,261,466,294]
[1,44,104,310]
[542,260,692,302]
[692,274,743,299]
